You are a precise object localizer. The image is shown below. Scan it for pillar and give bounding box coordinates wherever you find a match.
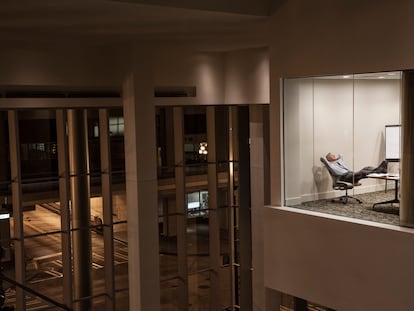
[123,61,160,310]
[400,71,414,227]
[67,109,92,310]
[250,105,267,311]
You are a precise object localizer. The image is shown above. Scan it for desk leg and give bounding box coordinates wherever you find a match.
[373,179,399,209]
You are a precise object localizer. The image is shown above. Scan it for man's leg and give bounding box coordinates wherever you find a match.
[340,171,361,183]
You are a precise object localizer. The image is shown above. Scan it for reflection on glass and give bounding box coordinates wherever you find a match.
[186,190,208,218]
[157,105,253,310]
[219,266,232,309]
[186,216,210,274]
[184,107,207,176]
[0,103,127,310]
[156,107,176,179]
[159,212,179,280]
[160,279,180,311]
[188,272,211,310]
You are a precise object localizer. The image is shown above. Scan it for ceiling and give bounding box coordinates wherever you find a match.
[0,0,277,47]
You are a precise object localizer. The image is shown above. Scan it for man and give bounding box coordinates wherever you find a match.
[326,152,387,183]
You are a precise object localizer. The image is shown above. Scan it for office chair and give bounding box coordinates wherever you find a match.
[320,156,362,204]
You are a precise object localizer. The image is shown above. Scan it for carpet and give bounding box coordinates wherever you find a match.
[293,190,400,226]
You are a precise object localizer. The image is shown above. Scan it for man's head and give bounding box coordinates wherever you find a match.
[326,152,337,162]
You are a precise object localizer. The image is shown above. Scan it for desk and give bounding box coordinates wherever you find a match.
[367,173,399,209]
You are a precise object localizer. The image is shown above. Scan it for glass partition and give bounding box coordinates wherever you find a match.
[0,106,127,310]
[283,71,402,225]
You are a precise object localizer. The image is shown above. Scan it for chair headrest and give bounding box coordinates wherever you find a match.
[320,156,340,177]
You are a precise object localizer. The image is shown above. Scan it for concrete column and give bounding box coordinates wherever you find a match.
[67,109,92,310]
[250,105,266,311]
[99,109,116,311]
[123,63,160,310]
[400,71,414,227]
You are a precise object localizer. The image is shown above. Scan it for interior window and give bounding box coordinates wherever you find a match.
[283,71,401,225]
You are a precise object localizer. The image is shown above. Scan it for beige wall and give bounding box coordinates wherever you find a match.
[0,47,126,88]
[152,47,269,106]
[268,1,414,205]
[224,48,269,105]
[264,206,414,311]
[266,2,414,309]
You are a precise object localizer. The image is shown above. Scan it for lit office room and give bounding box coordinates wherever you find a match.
[283,71,401,225]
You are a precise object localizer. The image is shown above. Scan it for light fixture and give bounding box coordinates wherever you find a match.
[198,142,208,155]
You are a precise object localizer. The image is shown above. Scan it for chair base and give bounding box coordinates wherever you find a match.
[332,194,362,204]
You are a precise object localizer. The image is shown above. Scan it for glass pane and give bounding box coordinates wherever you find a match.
[187,213,210,274]
[115,290,129,310]
[219,266,232,309]
[160,279,180,311]
[114,221,129,297]
[18,110,60,204]
[91,229,105,297]
[188,271,211,310]
[215,106,229,163]
[159,213,179,280]
[284,72,402,225]
[183,107,207,170]
[109,108,126,175]
[18,227,64,308]
[354,72,401,212]
[156,107,176,179]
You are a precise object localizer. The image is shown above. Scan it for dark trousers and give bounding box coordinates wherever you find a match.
[340,166,376,183]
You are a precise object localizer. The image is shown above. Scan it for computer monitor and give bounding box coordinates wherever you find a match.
[385,125,401,162]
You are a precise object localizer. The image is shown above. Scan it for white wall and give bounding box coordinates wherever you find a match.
[283,77,400,205]
[264,206,414,311]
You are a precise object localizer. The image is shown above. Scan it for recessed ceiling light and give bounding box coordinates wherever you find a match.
[343,75,351,79]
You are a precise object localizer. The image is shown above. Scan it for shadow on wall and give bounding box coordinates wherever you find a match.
[313,164,330,197]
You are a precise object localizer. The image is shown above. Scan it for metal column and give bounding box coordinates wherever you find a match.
[99,109,116,311]
[8,110,26,310]
[206,107,220,310]
[56,110,73,309]
[228,107,238,309]
[173,107,188,310]
[67,109,92,310]
[238,106,252,310]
